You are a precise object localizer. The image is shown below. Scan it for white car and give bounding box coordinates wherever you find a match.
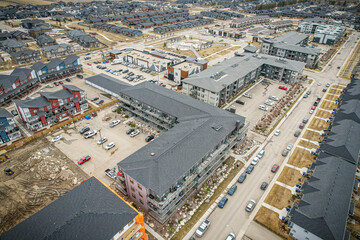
[84,130,97,139]
[264,100,274,106]
[105,142,115,150]
[317,82,322,86]
[269,95,279,101]
[251,157,259,165]
[52,135,62,142]
[258,105,268,111]
[309,109,314,114]
[195,219,210,237]
[286,143,293,151]
[243,93,252,98]
[97,137,107,145]
[109,120,121,128]
[274,130,280,136]
[130,130,140,137]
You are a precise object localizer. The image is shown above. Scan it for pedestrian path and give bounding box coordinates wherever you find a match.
[275,181,296,194]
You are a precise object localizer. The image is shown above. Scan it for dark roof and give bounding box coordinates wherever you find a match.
[63,84,83,92]
[13,96,49,108]
[63,54,79,65]
[10,49,39,58]
[39,89,73,100]
[1,177,138,240]
[85,73,131,95]
[0,108,13,118]
[46,58,63,70]
[11,68,33,80]
[31,62,46,71]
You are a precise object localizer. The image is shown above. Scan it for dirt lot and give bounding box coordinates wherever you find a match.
[0,137,88,234]
[298,140,318,150]
[277,166,303,187]
[320,100,338,111]
[324,94,339,101]
[302,129,323,142]
[328,88,344,95]
[254,206,291,240]
[264,184,292,210]
[315,109,332,119]
[308,118,330,131]
[288,147,314,168]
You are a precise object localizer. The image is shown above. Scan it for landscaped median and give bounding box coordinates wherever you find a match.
[288,147,314,168]
[277,166,303,187]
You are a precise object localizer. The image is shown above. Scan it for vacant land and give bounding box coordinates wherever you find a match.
[298,140,318,150]
[320,100,338,111]
[0,137,88,234]
[277,166,303,187]
[325,94,339,101]
[254,206,292,240]
[264,184,293,210]
[328,88,344,95]
[315,109,332,119]
[302,129,323,142]
[308,118,330,131]
[288,147,314,168]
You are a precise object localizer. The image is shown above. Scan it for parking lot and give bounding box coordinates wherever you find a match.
[232,80,289,130]
[48,106,150,186]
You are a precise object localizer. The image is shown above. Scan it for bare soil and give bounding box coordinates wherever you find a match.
[288,147,314,168]
[277,166,303,187]
[308,118,330,131]
[302,130,323,142]
[264,184,293,210]
[320,100,338,111]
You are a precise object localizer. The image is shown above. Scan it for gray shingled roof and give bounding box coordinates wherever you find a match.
[10,49,39,58]
[63,54,79,65]
[272,31,309,45]
[0,108,12,118]
[1,39,25,48]
[85,73,131,95]
[31,62,46,72]
[63,85,83,92]
[39,89,73,100]
[13,96,49,108]
[1,177,138,240]
[46,58,63,70]
[42,43,72,52]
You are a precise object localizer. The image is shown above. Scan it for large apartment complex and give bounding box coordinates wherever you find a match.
[0,108,21,144]
[230,15,269,28]
[182,52,305,106]
[13,85,88,131]
[313,24,346,45]
[260,32,320,67]
[86,74,248,223]
[167,57,208,84]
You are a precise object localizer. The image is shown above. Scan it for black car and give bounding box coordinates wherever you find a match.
[238,173,247,183]
[11,109,18,116]
[65,78,71,82]
[54,82,59,86]
[145,135,154,142]
[126,128,135,135]
[260,182,268,190]
[77,74,83,79]
[236,99,245,105]
[80,127,90,134]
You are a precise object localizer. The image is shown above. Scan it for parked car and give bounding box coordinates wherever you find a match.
[271,164,279,173]
[227,184,237,196]
[130,130,140,137]
[243,93,252,98]
[54,82,59,86]
[257,150,265,159]
[303,118,309,124]
[65,78,71,82]
[245,200,256,212]
[109,120,121,128]
[91,97,99,102]
[105,142,115,150]
[294,130,301,137]
[78,155,91,165]
[246,165,254,174]
[258,105,268,111]
[264,100,274,106]
[225,233,236,240]
[236,99,245,105]
[195,219,211,238]
[269,96,279,101]
[126,128,135,135]
[311,106,316,110]
[84,130,97,139]
[299,123,305,129]
[97,137,107,145]
[145,135,154,142]
[218,197,228,208]
[286,144,293,151]
[251,157,259,165]
[238,173,247,183]
[317,82,321,86]
[80,126,90,134]
[282,150,289,157]
[105,169,116,180]
[279,86,287,90]
[260,182,268,190]
[52,135,62,142]
[306,90,311,95]
[96,99,104,105]
[303,94,308,98]
[322,88,327,92]
[274,130,280,136]
[309,109,314,114]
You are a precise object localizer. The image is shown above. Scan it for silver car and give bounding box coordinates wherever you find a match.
[246,200,256,212]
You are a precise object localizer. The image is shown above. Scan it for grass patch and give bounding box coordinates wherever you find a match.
[171,157,244,240]
[320,100,338,111]
[324,94,339,101]
[254,207,292,240]
[277,166,303,187]
[308,118,330,131]
[298,140,318,150]
[288,147,314,168]
[264,184,293,210]
[302,130,323,142]
[315,110,332,119]
[328,88,343,95]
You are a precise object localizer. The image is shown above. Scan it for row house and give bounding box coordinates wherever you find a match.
[211,9,244,18]
[66,30,99,48]
[36,34,56,47]
[0,39,26,53]
[206,27,246,39]
[154,18,214,34]
[0,30,29,41]
[92,23,143,37]
[121,9,189,26]
[21,19,52,38]
[230,15,270,28]
[42,44,74,59]
[269,20,293,30]
[13,85,88,131]
[200,11,231,20]
[31,54,82,83]
[0,68,39,106]
[0,108,21,144]
[10,49,41,65]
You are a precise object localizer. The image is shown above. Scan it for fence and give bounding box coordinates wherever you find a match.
[1,99,119,151]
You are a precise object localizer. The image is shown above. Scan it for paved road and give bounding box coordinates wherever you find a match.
[190,33,357,240]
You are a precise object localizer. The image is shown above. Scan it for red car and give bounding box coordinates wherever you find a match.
[87,63,92,66]
[311,106,316,110]
[59,81,64,84]
[271,164,279,173]
[78,155,91,165]
[279,86,287,90]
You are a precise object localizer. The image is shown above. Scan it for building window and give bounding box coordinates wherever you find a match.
[138,183,142,190]
[131,186,135,192]
[132,193,137,199]
[139,199,144,205]
[129,178,134,184]
[139,192,143,197]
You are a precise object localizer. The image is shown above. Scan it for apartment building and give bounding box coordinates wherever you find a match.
[289,77,360,240]
[0,108,21,144]
[85,75,248,223]
[31,54,82,83]
[182,52,305,106]
[313,24,346,45]
[42,44,74,58]
[230,15,269,28]
[13,85,88,131]
[167,57,208,84]
[269,20,293,30]
[260,32,320,67]
[1,176,148,240]
[297,18,329,34]
[206,26,246,39]
[10,49,41,65]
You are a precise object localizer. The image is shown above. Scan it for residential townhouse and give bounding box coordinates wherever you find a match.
[230,15,270,28]
[167,57,208,84]
[42,44,74,58]
[313,24,346,45]
[153,18,214,34]
[297,18,328,34]
[13,84,88,131]
[21,19,52,37]
[31,54,82,83]
[1,176,148,240]
[206,26,246,39]
[289,77,360,240]
[92,23,143,37]
[260,32,320,68]
[0,68,39,105]
[66,30,99,48]
[200,11,231,20]
[0,30,29,41]
[10,49,41,65]
[0,39,26,52]
[182,52,305,107]
[85,75,248,223]
[269,19,293,30]
[0,108,21,144]
[36,34,56,47]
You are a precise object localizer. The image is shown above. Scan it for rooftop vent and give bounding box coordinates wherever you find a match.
[212,124,222,131]
[210,71,226,80]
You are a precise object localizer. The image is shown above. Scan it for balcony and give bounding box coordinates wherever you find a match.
[120,223,143,240]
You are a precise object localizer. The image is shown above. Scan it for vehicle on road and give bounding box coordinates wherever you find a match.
[225,233,236,240]
[271,164,279,173]
[274,130,280,136]
[97,137,107,145]
[317,82,322,86]
[109,120,121,128]
[251,157,259,165]
[306,90,311,95]
[52,135,62,142]
[243,93,252,98]
[84,130,97,139]
[227,184,237,196]
[78,155,91,165]
[326,82,331,87]
[322,88,327,92]
[105,142,115,150]
[309,109,314,114]
[126,128,135,135]
[218,197,228,208]
[279,86,287,90]
[260,182,268,190]
[282,150,289,157]
[299,123,305,129]
[303,94,308,98]
[80,127,90,134]
[311,106,316,110]
[246,165,254,174]
[145,135,154,142]
[245,200,256,212]
[130,130,140,137]
[238,173,247,183]
[294,130,301,137]
[195,219,211,237]
[286,144,293,151]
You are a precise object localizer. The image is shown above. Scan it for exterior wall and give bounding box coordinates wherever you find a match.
[124,174,149,211]
[289,224,323,240]
[0,116,21,144]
